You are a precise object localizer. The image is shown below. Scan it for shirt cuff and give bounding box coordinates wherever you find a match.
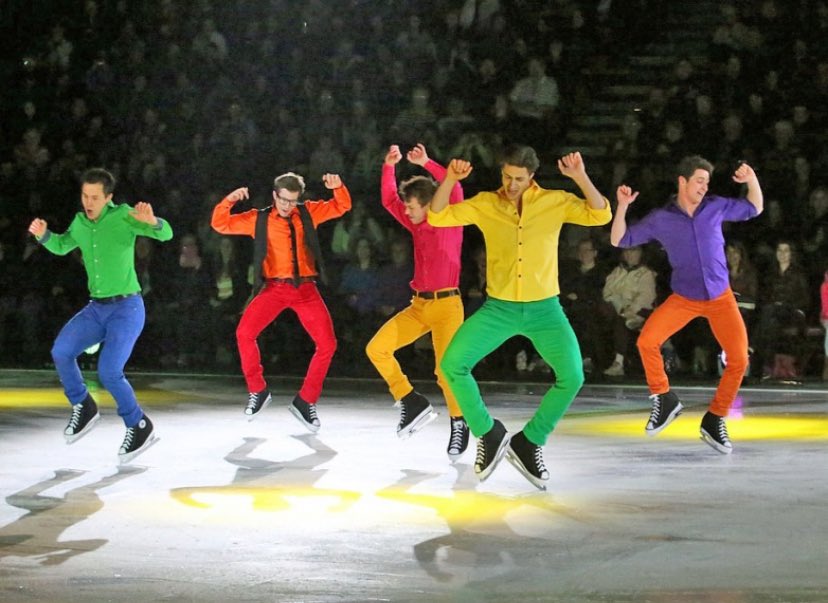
[38,231,51,244]
[153,218,165,230]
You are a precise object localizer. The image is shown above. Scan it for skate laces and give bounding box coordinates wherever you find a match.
[714,417,730,442]
[67,404,83,431]
[533,445,547,474]
[395,400,407,428]
[647,394,662,423]
[449,419,466,452]
[475,438,488,468]
[121,426,135,450]
[306,403,318,422]
[246,392,259,413]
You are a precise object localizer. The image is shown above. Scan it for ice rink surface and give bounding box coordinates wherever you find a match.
[1,369,826,602]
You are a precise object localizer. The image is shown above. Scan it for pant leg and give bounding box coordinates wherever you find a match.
[426,295,465,417]
[522,297,584,446]
[440,298,519,437]
[236,284,290,392]
[365,300,430,402]
[97,296,146,427]
[704,290,748,416]
[292,283,337,404]
[51,303,106,405]
[637,293,699,394]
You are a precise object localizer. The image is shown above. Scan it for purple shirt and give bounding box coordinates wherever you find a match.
[619,195,758,301]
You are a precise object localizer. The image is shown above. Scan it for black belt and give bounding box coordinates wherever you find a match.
[91,292,140,304]
[414,288,460,300]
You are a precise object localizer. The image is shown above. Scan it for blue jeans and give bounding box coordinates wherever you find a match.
[51,295,146,427]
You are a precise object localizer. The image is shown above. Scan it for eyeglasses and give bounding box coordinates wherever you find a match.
[274,192,300,205]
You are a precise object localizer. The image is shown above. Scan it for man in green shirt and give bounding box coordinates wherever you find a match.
[28,168,173,463]
[428,146,611,489]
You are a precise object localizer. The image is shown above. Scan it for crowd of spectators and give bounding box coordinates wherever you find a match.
[0,0,825,380]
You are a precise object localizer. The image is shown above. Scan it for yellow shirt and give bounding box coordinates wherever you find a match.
[428,182,611,302]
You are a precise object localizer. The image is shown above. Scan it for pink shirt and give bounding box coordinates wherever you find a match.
[381,160,463,292]
[821,272,828,321]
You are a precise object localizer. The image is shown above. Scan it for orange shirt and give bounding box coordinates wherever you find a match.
[211,187,351,279]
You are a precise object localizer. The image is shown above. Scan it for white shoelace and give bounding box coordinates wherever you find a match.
[448,420,466,452]
[533,446,547,474]
[246,392,259,413]
[648,394,662,423]
[67,404,83,431]
[121,426,135,451]
[715,417,730,442]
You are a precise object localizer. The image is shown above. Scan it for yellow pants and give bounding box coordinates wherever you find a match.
[366,294,464,417]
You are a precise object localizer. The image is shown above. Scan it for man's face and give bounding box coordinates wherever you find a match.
[273,188,300,218]
[501,164,533,202]
[403,197,428,224]
[678,169,709,207]
[81,182,112,221]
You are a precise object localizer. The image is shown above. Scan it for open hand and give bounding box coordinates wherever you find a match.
[130,202,158,226]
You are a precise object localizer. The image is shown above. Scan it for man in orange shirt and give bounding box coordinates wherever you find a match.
[211,172,351,430]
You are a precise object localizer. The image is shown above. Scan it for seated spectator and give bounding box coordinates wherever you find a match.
[560,238,610,373]
[508,57,560,146]
[330,200,385,262]
[601,246,657,377]
[727,240,758,329]
[752,240,811,379]
[163,233,216,368]
[375,237,414,318]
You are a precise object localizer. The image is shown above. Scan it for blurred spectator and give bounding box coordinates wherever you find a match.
[752,241,810,379]
[601,246,657,377]
[560,238,610,373]
[330,200,385,262]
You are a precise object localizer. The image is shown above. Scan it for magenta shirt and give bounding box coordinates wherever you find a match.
[619,195,758,301]
[381,160,463,292]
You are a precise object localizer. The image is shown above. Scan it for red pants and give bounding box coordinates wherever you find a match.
[637,289,747,416]
[236,281,336,403]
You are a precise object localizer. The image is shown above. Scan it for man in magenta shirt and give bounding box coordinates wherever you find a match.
[366,144,468,462]
[611,156,763,454]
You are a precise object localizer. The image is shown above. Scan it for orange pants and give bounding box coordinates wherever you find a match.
[637,289,748,416]
[366,293,463,417]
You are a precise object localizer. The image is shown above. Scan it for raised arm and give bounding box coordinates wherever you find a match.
[733,162,763,215]
[431,159,472,213]
[557,152,607,210]
[408,143,464,203]
[610,185,639,247]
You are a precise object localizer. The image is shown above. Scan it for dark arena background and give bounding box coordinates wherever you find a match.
[1,1,827,601]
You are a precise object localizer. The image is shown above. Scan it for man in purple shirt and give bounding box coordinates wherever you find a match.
[366,144,469,462]
[610,156,763,453]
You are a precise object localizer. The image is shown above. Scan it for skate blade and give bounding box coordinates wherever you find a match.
[118,434,160,464]
[397,409,438,440]
[505,449,548,491]
[64,413,102,444]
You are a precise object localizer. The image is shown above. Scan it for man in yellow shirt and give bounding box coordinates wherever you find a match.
[428,145,611,489]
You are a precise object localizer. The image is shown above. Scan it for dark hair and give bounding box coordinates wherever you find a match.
[676,155,714,180]
[399,175,437,206]
[273,171,306,195]
[498,144,540,173]
[81,167,116,196]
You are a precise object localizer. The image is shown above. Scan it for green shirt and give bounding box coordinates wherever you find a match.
[39,201,173,298]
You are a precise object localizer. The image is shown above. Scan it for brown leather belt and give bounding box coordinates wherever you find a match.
[413,288,460,300]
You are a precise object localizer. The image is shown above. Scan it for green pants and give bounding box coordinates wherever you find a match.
[440,296,584,446]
